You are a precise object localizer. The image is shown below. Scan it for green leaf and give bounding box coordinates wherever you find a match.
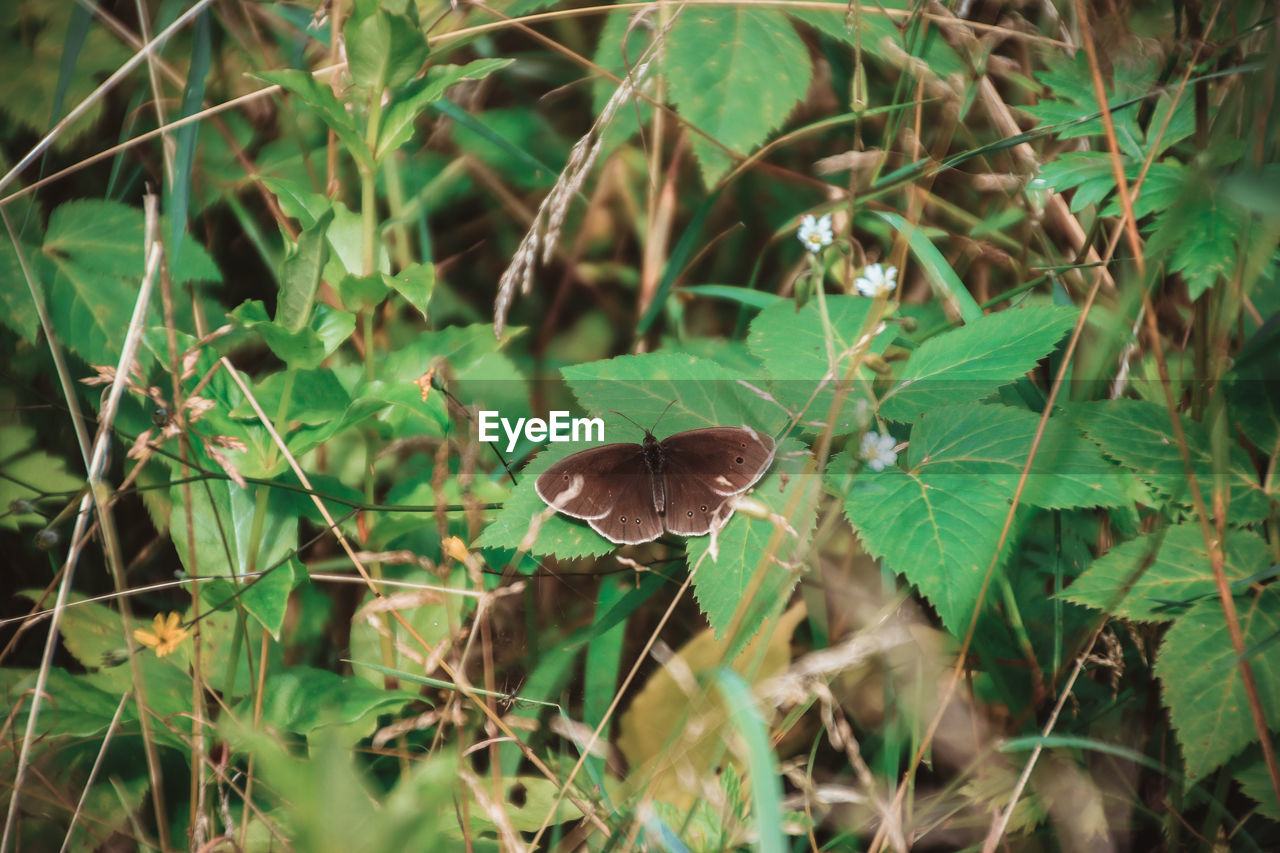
[169,478,299,637]
[1146,170,1248,300]
[1237,754,1280,821]
[259,182,385,280]
[348,576,464,688]
[252,666,419,736]
[277,207,334,332]
[748,295,894,433]
[878,305,1077,422]
[664,8,811,185]
[785,2,966,80]
[1070,400,1270,522]
[910,404,1145,510]
[0,234,41,342]
[19,590,124,670]
[257,69,373,170]
[1157,587,1280,780]
[0,424,84,532]
[228,367,350,426]
[44,196,144,278]
[0,3,127,146]
[167,8,211,270]
[8,667,128,738]
[714,670,786,853]
[688,439,815,639]
[232,300,356,371]
[336,272,390,312]
[826,451,1011,635]
[562,351,787,435]
[683,284,783,310]
[344,7,429,93]
[377,59,513,160]
[1060,523,1270,621]
[382,261,434,318]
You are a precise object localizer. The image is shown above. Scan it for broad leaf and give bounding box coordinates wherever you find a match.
[878,305,1077,422]
[1070,399,1270,522]
[1060,523,1270,621]
[664,8,811,185]
[1157,587,1280,780]
[747,295,893,433]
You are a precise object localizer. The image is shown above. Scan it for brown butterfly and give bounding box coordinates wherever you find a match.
[534,419,776,545]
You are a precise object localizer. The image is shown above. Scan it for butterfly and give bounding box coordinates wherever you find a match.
[534,419,776,545]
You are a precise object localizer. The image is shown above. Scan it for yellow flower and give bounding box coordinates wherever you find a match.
[133,612,189,658]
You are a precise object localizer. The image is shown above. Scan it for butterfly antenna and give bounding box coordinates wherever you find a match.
[608,410,646,432]
[651,400,676,431]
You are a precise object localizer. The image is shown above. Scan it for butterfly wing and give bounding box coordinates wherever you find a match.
[535,443,665,544]
[659,427,776,536]
[588,496,664,544]
[535,443,646,520]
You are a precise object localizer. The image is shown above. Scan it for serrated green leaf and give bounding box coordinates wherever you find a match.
[785,2,965,80]
[1060,523,1269,621]
[826,450,1012,634]
[562,351,787,435]
[1146,170,1248,299]
[1070,399,1270,522]
[18,590,124,670]
[664,8,811,185]
[377,59,512,159]
[44,198,145,278]
[747,295,892,432]
[913,404,1146,510]
[277,207,334,332]
[878,305,1077,422]
[590,10,657,154]
[1157,587,1280,780]
[41,200,220,365]
[0,3,127,146]
[1237,755,1280,821]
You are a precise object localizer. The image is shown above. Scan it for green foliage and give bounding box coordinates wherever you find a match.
[664,7,812,185]
[1156,588,1280,780]
[1059,523,1270,622]
[878,305,1077,422]
[2,0,1278,848]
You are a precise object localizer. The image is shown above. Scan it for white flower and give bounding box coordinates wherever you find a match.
[854,263,898,297]
[860,431,898,472]
[797,213,833,253]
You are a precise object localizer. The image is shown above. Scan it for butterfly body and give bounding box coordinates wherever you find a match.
[534,425,776,545]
